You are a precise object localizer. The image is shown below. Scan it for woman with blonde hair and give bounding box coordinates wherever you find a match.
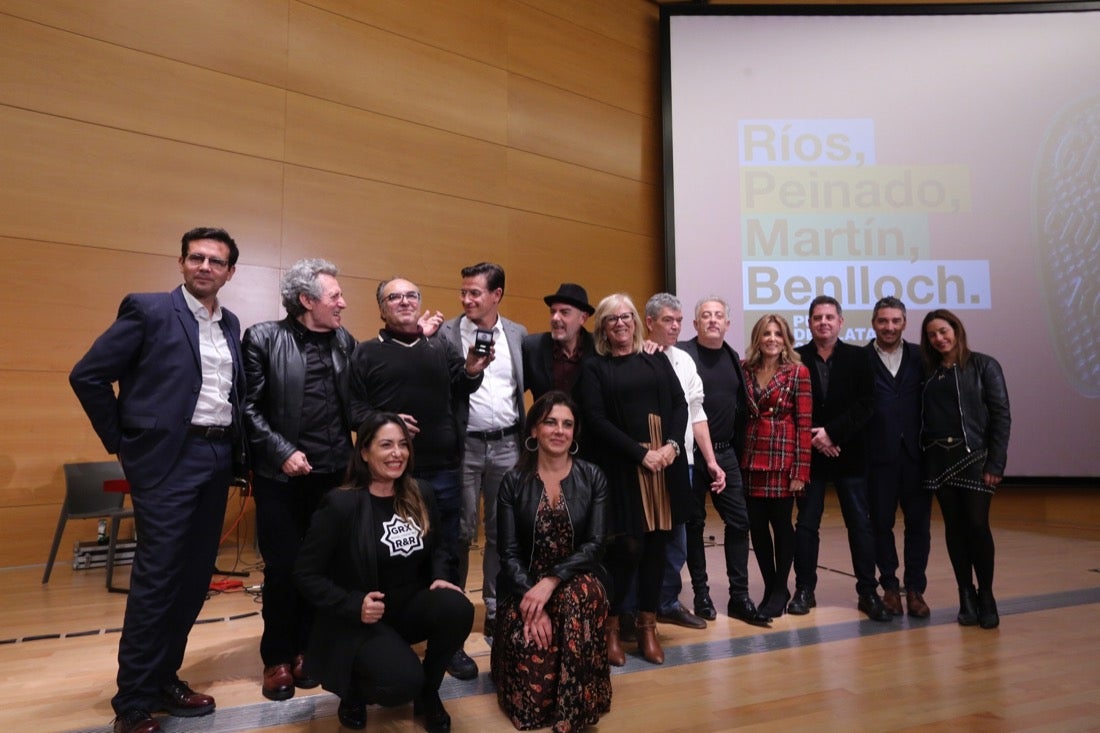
[578,294,689,665]
[740,314,812,618]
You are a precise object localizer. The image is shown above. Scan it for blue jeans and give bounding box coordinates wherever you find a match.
[414,467,462,576]
[458,434,519,617]
[657,523,688,614]
[793,473,878,596]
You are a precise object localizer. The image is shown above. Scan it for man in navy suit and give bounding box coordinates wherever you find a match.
[865,296,931,618]
[70,227,247,733]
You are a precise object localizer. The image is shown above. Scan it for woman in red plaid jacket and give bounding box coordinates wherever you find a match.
[741,314,813,618]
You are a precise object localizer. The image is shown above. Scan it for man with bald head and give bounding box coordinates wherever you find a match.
[347,276,491,644]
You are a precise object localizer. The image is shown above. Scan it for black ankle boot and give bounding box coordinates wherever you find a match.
[957,585,979,626]
[414,691,451,733]
[977,588,999,629]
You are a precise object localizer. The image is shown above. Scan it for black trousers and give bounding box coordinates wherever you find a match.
[112,436,231,714]
[253,471,340,666]
[868,454,931,593]
[685,446,751,600]
[346,587,474,705]
[747,495,795,605]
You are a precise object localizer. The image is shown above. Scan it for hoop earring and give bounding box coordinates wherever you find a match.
[524,436,538,452]
[569,441,580,456]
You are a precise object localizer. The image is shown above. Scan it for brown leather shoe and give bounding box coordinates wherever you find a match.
[159,679,215,717]
[635,611,665,665]
[882,589,904,616]
[262,662,295,701]
[113,708,161,733]
[657,603,707,629]
[605,615,626,666]
[906,590,931,618]
[292,654,320,689]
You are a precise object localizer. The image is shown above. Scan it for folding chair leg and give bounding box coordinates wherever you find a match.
[42,510,68,584]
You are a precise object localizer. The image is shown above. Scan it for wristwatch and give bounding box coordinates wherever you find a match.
[665,439,681,458]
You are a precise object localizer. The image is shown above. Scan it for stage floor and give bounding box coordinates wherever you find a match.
[5,491,1100,732]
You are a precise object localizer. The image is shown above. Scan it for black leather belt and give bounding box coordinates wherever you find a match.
[187,424,234,441]
[711,440,733,452]
[467,424,520,441]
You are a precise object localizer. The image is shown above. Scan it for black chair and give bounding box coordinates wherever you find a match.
[42,461,135,593]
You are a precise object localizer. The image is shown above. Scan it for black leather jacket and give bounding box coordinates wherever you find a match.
[242,317,356,480]
[923,351,1011,477]
[496,459,608,600]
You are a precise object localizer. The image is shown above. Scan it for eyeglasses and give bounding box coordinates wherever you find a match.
[383,291,421,304]
[184,253,230,270]
[603,313,633,325]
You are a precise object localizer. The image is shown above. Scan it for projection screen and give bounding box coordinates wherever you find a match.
[661,3,1100,477]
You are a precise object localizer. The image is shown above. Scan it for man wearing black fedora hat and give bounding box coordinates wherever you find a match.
[522,283,597,401]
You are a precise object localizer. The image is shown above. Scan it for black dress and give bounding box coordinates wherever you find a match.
[577,352,691,536]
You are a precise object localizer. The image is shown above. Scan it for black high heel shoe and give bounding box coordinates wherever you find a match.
[414,691,451,733]
[977,588,999,629]
[957,585,979,626]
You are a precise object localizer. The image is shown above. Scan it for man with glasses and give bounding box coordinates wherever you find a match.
[437,263,526,677]
[70,227,249,733]
[347,276,491,674]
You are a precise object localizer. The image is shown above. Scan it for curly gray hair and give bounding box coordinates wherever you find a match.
[645,292,682,319]
[281,258,339,317]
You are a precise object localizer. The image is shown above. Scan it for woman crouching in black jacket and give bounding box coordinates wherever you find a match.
[294,413,472,732]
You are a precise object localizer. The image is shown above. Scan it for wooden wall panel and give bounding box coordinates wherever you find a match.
[0,108,286,265]
[508,75,658,184]
[506,210,663,306]
[303,0,509,67]
[222,266,290,335]
[517,0,659,52]
[0,372,102,508]
[0,241,183,373]
[0,0,291,87]
[284,93,507,204]
[281,166,509,290]
[507,2,656,116]
[287,2,509,143]
[0,15,286,160]
[507,148,658,234]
